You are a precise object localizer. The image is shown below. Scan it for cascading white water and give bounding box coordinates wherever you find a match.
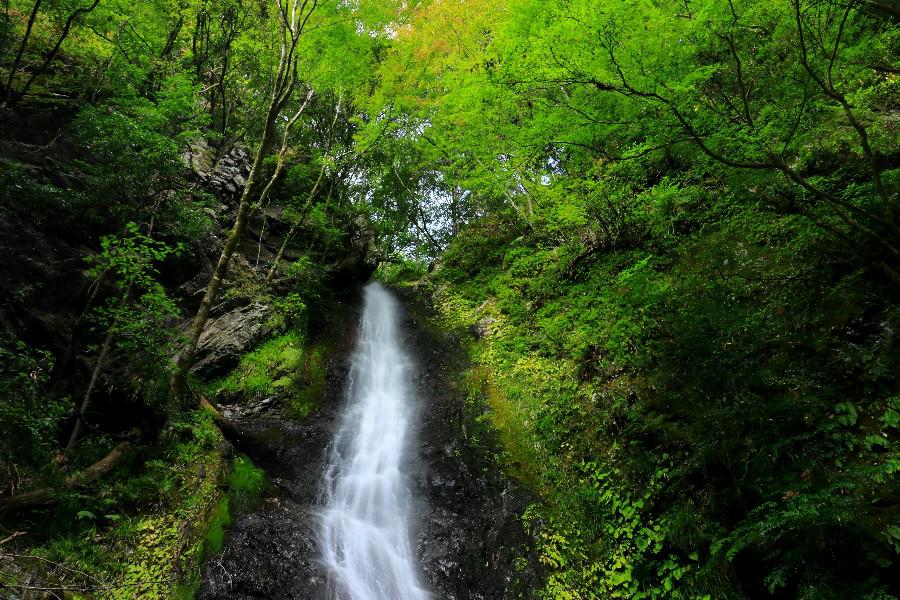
[318,282,429,600]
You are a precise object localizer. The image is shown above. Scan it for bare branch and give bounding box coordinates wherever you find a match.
[793,0,891,217]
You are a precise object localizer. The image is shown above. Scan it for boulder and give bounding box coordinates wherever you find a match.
[191,301,275,375]
[473,316,497,339]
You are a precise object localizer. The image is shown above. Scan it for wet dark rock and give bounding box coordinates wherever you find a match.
[200,413,336,599]
[219,396,279,419]
[200,500,325,600]
[199,306,358,600]
[404,294,538,600]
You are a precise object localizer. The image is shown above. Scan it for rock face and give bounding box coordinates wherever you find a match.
[0,200,89,354]
[200,505,323,599]
[185,138,378,289]
[404,292,539,599]
[187,139,253,201]
[208,147,252,198]
[199,304,359,600]
[199,416,338,600]
[191,301,276,375]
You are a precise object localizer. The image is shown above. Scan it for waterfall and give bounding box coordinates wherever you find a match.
[318,282,429,600]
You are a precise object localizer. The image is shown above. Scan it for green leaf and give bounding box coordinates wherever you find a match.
[834,402,858,427]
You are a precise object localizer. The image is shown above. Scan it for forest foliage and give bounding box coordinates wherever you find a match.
[370,0,899,598]
[0,0,898,598]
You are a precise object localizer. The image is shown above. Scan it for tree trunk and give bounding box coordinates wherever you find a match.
[265,163,325,283]
[266,94,340,283]
[65,330,112,451]
[0,441,130,512]
[7,0,101,107]
[3,0,42,106]
[168,121,272,402]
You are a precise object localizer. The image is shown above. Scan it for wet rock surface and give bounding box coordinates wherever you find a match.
[199,299,359,600]
[199,416,337,599]
[198,311,355,600]
[402,290,538,599]
[199,288,537,599]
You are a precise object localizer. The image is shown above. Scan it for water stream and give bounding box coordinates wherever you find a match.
[318,282,429,599]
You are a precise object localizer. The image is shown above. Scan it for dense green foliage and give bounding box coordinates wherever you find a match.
[367,0,899,597]
[1,0,898,597]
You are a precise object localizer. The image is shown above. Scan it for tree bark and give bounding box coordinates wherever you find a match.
[7,0,101,107]
[65,329,113,451]
[168,121,272,402]
[0,442,130,512]
[265,159,325,283]
[266,94,341,283]
[4,0,42,105]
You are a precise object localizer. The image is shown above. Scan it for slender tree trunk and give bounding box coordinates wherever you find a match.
[64,273,134,452]
[192,11,209,78]
[169,0,318,404]
[168,120,273,402]
[159,14,183,60]
[4,0,41,105]
[253,88,315,267]
[217,41,231,137]
[89,51,114,102]
[265,161,325,283]
[65,322,113,451]
[7,0,101,107]
[266,94,340,283]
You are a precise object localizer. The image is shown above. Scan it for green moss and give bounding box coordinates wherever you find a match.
[228,455,265,493]
[211,332,328,419]
[204,497,231,556]
[289,344,326,418]
[174,581,200,600]
[214,332,305,398]
[227,454,267,514]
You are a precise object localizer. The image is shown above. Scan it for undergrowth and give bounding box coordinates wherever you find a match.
[427,190,900,599]
[0,410,227,598]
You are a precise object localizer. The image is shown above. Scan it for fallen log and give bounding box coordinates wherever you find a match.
[0,441,130,513]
